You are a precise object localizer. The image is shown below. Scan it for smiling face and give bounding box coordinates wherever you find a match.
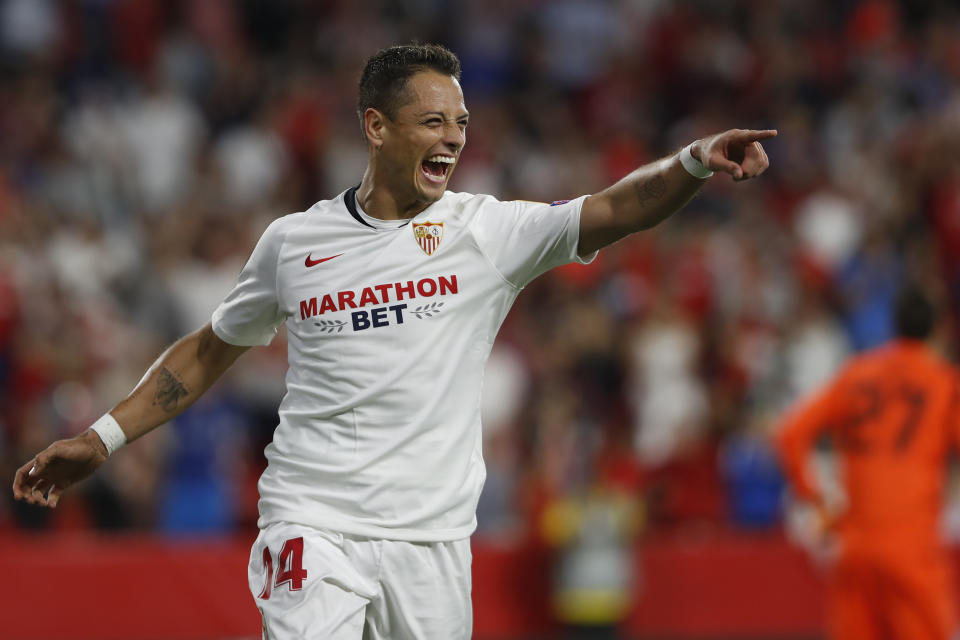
[364,71,469,212]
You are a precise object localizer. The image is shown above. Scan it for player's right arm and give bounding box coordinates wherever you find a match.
[12,322,249,508]
[775,376,853,556]
[14,211,289,509]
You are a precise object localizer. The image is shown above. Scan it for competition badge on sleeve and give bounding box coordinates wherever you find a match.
[412,222,444,256]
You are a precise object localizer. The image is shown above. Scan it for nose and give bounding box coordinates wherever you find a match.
[443,121,465,152]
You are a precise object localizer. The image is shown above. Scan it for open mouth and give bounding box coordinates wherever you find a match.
[421,155,455,185]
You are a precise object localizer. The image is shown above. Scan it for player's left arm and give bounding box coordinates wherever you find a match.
[578,128,776,255]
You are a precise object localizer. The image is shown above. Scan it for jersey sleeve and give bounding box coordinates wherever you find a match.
[775,371,852,503]
[211,216,288,346]
[469,195,598,288]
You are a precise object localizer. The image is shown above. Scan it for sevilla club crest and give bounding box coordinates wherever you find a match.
[412,222,444,256]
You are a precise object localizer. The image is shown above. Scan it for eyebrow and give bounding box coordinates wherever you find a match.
[416,111,470,120]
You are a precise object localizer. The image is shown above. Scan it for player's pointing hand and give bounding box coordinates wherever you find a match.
[692,128,777,181]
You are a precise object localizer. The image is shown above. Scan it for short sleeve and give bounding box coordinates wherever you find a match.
[211,216,288,346]
[469,195,597,288]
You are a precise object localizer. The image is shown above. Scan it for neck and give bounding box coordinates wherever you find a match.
[356,165,432,221]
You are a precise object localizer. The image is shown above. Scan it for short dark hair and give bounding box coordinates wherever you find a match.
[356,44,461,134]
[894,284,937,340]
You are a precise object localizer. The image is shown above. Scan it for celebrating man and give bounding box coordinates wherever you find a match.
[14,44,774,639]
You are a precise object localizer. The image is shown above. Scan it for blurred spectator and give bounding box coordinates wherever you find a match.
[158,391,250,535]
[629,290,708,467]
[0,0,59,58]
[122,77,207,212]
[719,413,785,529]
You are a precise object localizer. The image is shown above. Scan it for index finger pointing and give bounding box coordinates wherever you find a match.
[733,129,778,142]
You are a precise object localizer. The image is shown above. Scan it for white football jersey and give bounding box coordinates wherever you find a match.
[212,187,594,541]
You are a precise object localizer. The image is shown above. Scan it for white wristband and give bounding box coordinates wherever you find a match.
[680,143,714,179]
[90,413,126,456]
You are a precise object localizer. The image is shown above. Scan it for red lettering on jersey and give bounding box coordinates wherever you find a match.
[438,275,458,295]
[374,283,392,303]
[319,295,337,314]
[395,281,415,300]
[299,298,318,320]
[338,290,357,310]
[359,287,379,306]
[417,278,437,297]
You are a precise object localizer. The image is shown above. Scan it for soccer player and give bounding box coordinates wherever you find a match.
[13,44,774,638]
[776,285,959,640]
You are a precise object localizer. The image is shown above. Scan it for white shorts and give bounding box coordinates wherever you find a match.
[247,521,473,639]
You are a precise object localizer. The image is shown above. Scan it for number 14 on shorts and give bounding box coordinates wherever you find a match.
[258,537,308,599]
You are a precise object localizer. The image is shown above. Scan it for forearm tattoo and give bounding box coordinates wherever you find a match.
[154,367,189,413]
[634,174,667,205]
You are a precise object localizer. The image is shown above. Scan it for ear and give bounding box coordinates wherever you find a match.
[364,108,388,149]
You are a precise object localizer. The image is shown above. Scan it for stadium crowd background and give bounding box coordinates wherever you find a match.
[2,0,960,551]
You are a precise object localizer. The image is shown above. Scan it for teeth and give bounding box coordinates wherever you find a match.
[426,155,456,164]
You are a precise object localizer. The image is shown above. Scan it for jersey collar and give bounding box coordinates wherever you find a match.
[344,186,375,229]
[344,186,415,230]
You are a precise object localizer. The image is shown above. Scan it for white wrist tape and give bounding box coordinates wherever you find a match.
[90,413,126,455]
[680,143,714,179]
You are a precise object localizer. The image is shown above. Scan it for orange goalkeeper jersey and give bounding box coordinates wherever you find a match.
[777,339,960,549]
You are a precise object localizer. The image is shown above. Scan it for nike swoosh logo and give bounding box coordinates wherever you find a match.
[305,253,343,268]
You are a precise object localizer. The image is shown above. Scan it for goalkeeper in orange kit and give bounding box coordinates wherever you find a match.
[776,285,959,640]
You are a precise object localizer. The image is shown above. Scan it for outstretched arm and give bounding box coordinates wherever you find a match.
[12,322,249,508]
[578,128,776,255]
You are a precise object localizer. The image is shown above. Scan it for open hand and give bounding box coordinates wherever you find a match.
[693,129,777,181]
[12,430,108,508]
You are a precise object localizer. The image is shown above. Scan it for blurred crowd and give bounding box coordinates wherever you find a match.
[2,0,960,545]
